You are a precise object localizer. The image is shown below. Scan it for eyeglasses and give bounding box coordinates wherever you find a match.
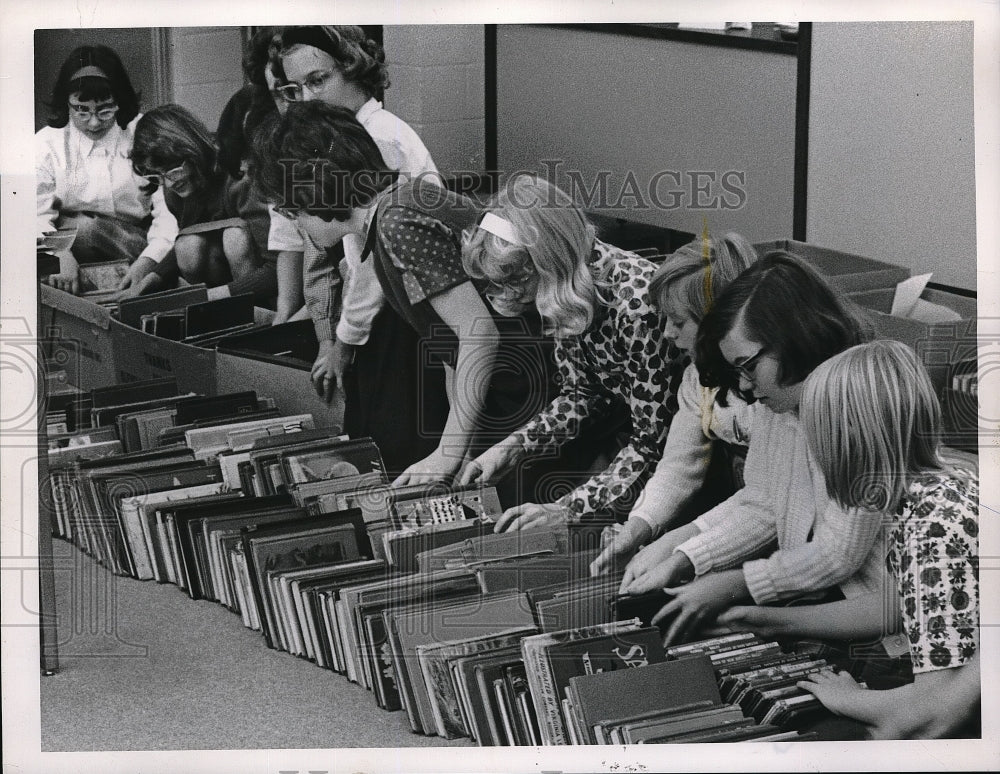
[69,102,119,121]
[484,268,538,300]
[729,346,770,382]
[275,69,337,102]
[138,163,188,186]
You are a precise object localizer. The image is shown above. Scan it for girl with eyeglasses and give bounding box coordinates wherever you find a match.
[127,104,277,303]
[252,102,558,487]
[588,232,761,576]
[619,252,887,647]
[708,340,980,739]
[37,45,178,294]
[457,176,690,531]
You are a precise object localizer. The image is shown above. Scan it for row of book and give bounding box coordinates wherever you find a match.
[45,375,841,745]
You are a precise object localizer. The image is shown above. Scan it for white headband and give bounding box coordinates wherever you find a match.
[71,65,109,81]
[478,212,524,246]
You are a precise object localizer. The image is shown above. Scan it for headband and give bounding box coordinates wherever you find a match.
[70,65,109,81]
[478,212,524,246]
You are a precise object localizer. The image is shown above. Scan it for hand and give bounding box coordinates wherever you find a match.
[47,251,79,294]
[655,569,749,647]
[493,502,571,533]
[455,442,522,487]
[796,669,865,718]
[619,523,699,594]
[590,518,652,577]
[714,605,784,640]
[117,271,163,300]
[392,447,462,487]
[311,339,340,403]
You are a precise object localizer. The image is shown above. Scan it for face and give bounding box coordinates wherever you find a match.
[280,45,361,109]
[482,267,539,317]
[68,93,118,140]
[662,310,699,353]
[296,211,358,249]
[718,318,803,413]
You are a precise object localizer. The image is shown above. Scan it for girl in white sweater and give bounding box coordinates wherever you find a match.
[621,251,883,646]
[589,231,760,575]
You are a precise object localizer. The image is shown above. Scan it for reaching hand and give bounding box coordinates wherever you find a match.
[392,447,462,487]
[619,526,697,595]
[654,569,749,647]
[590,518,652,576]
[47,251,79,294]
[455,443,521,488]
[796,669,865,717]
[311,339,340,404]
[493,502,571,533]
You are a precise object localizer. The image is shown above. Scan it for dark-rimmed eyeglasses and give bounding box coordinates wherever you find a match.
[69,102,119,121]
[729,346,770,382]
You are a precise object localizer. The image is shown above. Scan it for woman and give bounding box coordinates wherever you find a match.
[252,101,555,486]
[620,252,885,646]
[458,176,689,529]
[36,45,178,294]
[128,104,277,304]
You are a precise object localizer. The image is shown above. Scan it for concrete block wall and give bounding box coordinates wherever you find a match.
[382,25,486,175]
[169,26,245,133]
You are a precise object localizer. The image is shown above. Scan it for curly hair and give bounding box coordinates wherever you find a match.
[47,45,140,129]
[276,26,389,98]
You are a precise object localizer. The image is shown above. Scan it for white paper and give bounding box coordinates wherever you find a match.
[890,272,933,316]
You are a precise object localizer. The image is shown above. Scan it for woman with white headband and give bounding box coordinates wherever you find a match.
[459,175,688,531]
[37,45,178,294]
[252,101,559,487]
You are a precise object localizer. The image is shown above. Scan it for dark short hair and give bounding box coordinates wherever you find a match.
[277,26,389,98]
[47,45,140,129]
[695,250,872,400]
[243,26,282,86]
[216,84,277,179]
[250,100,397,222]
[130,104,217,194]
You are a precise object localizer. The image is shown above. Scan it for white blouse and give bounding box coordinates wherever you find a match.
[36,114,178,263]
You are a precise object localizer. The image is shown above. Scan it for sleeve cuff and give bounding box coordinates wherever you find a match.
[740,559,777,604]
[313,318,335,343]
[675,533,714,576]
[628,511,659,537]
[335,318,371,346]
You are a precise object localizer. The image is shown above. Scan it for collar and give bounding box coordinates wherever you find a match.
[355,97,383,124]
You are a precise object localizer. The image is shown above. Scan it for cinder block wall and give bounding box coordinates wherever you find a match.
[169,26,245,133]
[382,25,486,175]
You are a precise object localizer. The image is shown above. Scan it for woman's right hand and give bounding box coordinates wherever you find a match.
[589,518,652,576]
[47,251,79,294]
[311,339,353,403]
[619,523,699,594]
[455,442,521,487]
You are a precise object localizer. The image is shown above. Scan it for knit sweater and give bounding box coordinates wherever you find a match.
[629,363,757,536]
[676,407,886,604]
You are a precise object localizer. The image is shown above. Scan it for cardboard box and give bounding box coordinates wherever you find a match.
[847,286,978,451]
[110,316,217,396]
[753,239,911,293]
[215,320,344,432]
[39,283,117,390]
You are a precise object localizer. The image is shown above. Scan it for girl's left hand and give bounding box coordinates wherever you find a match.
[653,570,749,647]
[392,447,462,487]
[493,502,571,533]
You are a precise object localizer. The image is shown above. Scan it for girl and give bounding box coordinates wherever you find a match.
[620,252,885,646]
[252,101,555,485]
[458,176,689,530]
[720,340,980,739]
[589,232,760,576]
[37,45,178,294]
[127,104,277,304]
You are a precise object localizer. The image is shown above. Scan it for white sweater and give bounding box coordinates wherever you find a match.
[677,407,887,604]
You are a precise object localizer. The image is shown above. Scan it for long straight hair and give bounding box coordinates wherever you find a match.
[801,339,947,512]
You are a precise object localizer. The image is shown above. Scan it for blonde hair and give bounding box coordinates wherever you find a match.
[462,175,600,337]
[801,339,946,512]
[650,232,759,323]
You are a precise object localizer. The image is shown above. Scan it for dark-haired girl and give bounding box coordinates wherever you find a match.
[128,104,277,303]
[37,45,178,294]
[621,252,887,646]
